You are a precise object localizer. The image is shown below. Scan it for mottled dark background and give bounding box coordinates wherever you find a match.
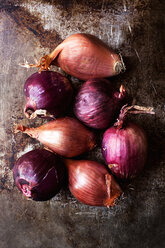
[0,0,164,248]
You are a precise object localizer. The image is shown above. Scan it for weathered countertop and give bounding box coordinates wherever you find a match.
[0,0,164,247]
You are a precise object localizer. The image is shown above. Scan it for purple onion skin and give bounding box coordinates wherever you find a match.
[24,71,73,118]
[13,149,65,201]
[102,122,147,179]
[74,78,125,129]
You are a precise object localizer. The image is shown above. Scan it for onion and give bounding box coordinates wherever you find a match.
[13,149,65,201]
[24,71,73,119]
[102,105,155,179]
[74,78,125,129]
[65,159,122,207]
[20,33,125,80]
[14,117,96,158]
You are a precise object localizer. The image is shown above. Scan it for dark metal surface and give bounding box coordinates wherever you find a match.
[0,0,164,247]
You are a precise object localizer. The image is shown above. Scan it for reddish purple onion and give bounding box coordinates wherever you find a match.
[74,78,125,129]
[102,122,147,179]
[13,149,65,201]
[24,71,73,119]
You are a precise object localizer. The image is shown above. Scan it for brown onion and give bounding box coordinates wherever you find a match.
[65,159,122,207]
[20,33,125,80]
[14,117,96,158]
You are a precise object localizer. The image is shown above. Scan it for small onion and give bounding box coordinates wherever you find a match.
[74,78,125,129]
[24,71,73,119]
[101,105,155,179]
[13,149,65,201]
[65,159,122,207]
[14,117,96,158]
[20,33,125,80]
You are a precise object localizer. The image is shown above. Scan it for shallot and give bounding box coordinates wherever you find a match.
[65,159,122,207]
[20,33,125,80]
[14,117,96,158]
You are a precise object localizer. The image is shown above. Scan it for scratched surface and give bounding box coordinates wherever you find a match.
[0,0,165,247]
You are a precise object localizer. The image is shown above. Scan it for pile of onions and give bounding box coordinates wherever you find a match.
[24,71,73,119]
[65,159,122,207]
[74,78,125,129]
[14,117,96,158]
[13,149,65,201]
[20,33,125,80]
[14,32,156,207]
[102,105,154,179]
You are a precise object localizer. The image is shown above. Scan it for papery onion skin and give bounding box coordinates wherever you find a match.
[74,78,126,129]
[25,33,125,80]
[102,122,147,179]
[24,71,73,119]
[13,149,65,201]
[65,159,122,207]
[14,117,96,158]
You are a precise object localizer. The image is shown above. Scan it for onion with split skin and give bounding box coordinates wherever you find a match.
[24,71,73,119]
[74,78,126,129]
[20,33,125,80]
[65,159,122,207]
[14,117,96,158]
[13,149,65,201]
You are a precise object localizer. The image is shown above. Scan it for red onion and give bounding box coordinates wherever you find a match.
[24,71,73,119]
[65,159,122,207]
[74,78,125,129]
[14,117,96,158]
[20,33,125,80]
[102,105,154,179]
[13,149,65,201]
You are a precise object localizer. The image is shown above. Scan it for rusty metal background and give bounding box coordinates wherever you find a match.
[0,1,164,247]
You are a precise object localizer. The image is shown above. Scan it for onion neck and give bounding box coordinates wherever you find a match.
[21,184,32,198]
[113,84,126,101]
[14,124,29,133]
[114,104,155,129]
[19,43,63,72]
[114,54,126,74]
[16,178,32,198]
[36,43,64,72]
[14,124,35,138]
[114,61,125,74]
[24,109,55,119]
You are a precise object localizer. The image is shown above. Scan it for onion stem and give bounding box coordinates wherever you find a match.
[25,109,55,119]
[114,104,155,128]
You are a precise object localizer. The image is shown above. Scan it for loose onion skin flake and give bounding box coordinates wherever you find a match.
[24,71,73,119]
[13,149,65,201]
[14,117,96,158]
[102,105,155,179]
[20,33,125,80]
[65,159,122,207]
[74,78,126,129]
